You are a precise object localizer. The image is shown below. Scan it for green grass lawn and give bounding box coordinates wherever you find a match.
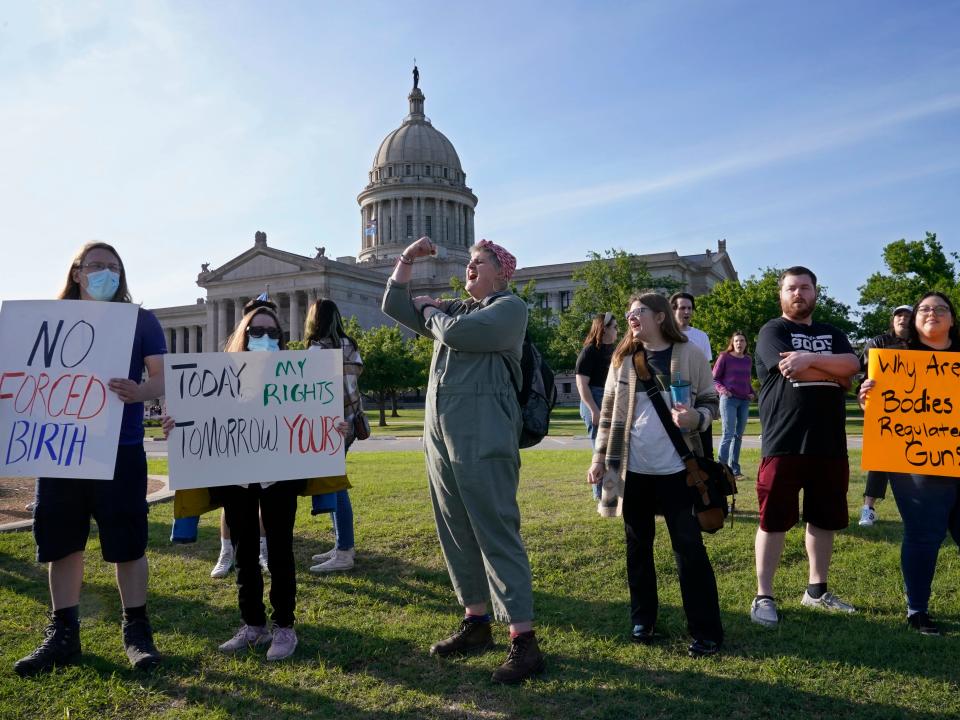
[3,449,957,719]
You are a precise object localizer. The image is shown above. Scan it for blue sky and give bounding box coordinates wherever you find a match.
[1,0,958,314]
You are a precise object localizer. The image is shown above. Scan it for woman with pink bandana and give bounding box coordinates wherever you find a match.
[383,236,545,684]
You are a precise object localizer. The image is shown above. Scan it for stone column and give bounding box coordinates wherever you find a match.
[205,301,216,351]
[394,197,401,244]
[289,291,301,342]
[233,298,244,328]
[417,195,425,239]
[188,325,198,354]
[217,300,228,348]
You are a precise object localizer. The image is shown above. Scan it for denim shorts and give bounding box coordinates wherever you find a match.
[33,444,149,563]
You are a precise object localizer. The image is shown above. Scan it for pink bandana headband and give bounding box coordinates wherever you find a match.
[476,239,517,280]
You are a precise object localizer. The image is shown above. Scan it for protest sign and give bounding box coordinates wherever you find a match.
[0,300,139,479]
[862,348,960,478]
[165,349,346,490]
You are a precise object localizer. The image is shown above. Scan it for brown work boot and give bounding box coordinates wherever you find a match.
[491,632,545,684]
[429,618,494,657]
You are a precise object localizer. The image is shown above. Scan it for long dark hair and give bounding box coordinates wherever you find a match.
[723,330,750,356]
[58,241,133,302]
[612,291,687,368]
[583,312,614,349]
[909,291,959,348]
[303,298,357,350]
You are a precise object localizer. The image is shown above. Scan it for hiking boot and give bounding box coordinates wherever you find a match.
[309,548,354,573]
[491,633,545,684]
[13,620,81,677]
[122,618,162,670]
[210,548,234,578]
[429,619,494,657]
[310,548,336,564]
[218,624,273,653]
[907,612,941,636]
[750,596,779,626]
[266,626,298,661]
[858,505,876,527]
[801,590,856,614]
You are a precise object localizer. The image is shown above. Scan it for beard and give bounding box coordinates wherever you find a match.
[782,296,815,321]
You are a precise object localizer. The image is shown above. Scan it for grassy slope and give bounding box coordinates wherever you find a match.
[1,449,957,719]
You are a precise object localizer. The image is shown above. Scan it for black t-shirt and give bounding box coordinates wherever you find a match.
[575,343,615,387]
[646,346,673,392]
[860,332,909,372]
[755,317,854,457]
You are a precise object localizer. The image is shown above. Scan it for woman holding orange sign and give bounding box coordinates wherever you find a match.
[858,291,960,636]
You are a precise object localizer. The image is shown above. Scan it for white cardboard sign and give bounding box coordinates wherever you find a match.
[164,349,346,490]
[0,300,139,479]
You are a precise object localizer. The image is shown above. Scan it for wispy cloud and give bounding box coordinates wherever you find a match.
[486,93,960,230]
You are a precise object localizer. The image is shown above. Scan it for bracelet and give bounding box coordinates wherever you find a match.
[398,253,414,265]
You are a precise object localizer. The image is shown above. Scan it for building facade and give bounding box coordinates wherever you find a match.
[152,73,738,357]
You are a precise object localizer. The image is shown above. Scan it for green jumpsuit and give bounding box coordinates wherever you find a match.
[382,279,534,622]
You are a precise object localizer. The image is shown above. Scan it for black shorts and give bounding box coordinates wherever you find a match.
[33,444,149,563]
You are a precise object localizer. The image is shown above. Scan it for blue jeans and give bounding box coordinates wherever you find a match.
[580,386,605,500]
[890,473,959,614]
[311,489,355,551]
[717,395,749,476]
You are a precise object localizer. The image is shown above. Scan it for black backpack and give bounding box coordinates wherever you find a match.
[503,333,558,448]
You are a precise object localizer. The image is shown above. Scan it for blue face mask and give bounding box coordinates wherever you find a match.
[247,336,280,352]
[85,269,120,301]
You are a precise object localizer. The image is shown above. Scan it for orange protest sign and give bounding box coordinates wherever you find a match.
[862,348,960,478]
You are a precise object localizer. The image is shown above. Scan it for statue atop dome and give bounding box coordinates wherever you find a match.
[413,64,419,89]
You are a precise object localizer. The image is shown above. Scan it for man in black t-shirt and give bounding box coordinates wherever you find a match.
[749,266,860,628]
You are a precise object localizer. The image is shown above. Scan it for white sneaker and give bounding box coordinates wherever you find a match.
[266,626,298,661]
[310,548,336,564]
[750,597,779,626]
[801,590,856,614]
[218,624,272,653]
[858,505,876,527]
[309,548,355,573]
[210,549,234,578]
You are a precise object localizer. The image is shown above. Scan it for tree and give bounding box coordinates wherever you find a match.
[857,232,959,338]
[549,249,682,371]
[696,268,857,356]
[354,324,417,426]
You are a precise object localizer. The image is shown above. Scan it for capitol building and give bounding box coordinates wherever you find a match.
[152,71,738,358]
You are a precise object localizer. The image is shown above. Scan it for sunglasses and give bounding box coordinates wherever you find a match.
[246,326,281,339]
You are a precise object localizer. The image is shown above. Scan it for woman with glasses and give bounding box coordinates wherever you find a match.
[576,313,618,499]
[587,292,723,657]
[15,242,167,677]
[858,292,960,636]
[304,298,363,573]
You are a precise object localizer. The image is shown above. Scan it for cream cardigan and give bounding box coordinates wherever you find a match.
[592,340,719,518]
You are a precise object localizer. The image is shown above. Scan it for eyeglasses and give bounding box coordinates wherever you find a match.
[916,304,951,317]
[625,307,653,320]
[81,262,121,273]
[247,326,281,339]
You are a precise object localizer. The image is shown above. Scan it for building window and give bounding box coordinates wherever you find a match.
[406,215,413,237]
[560,290,571,311]
[388,216,393,241]
[425,165,431,176]
[388,166,393,177]
[562,382,571,395]
[405,164,411,175]
[425,215,432,237]
[537,293,548,309]
[443,167,448,178]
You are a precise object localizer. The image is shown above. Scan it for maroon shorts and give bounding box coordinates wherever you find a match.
[756,455,849,532]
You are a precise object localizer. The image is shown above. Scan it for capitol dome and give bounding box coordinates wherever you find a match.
[357,70,477,265]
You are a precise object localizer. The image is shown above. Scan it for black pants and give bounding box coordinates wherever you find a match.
[622,470,723,644]
[864,471,889,500]
[212,481,303,628]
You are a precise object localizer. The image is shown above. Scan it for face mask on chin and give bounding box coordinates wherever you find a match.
[247,336,280,352]
[84,269,120,301]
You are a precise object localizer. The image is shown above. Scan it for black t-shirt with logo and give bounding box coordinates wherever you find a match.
[755,317,854,458]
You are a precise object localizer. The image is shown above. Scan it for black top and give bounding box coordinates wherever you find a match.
[860,332,909,372]
[755,317,854,457]
[575,343,615,388]
[646,346,674,392]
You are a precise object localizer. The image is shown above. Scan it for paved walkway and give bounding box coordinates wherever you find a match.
[2,434,863,533]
